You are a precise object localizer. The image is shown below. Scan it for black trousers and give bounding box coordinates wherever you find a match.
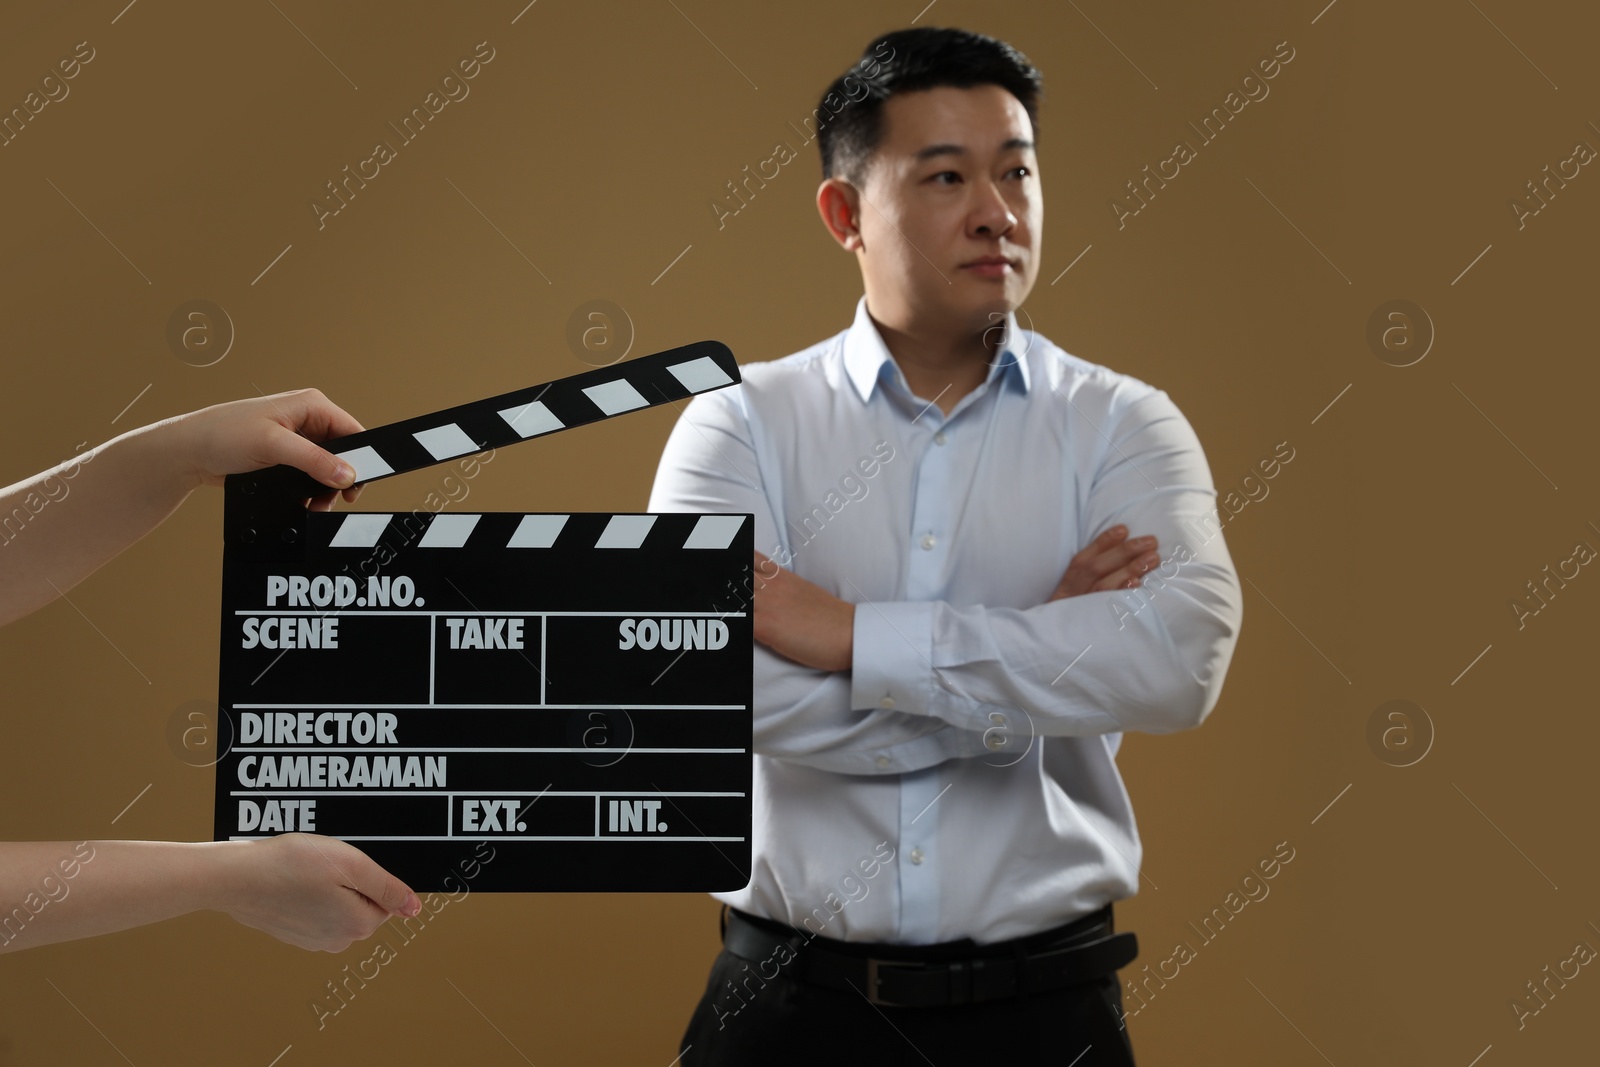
[677,914,1138,1066]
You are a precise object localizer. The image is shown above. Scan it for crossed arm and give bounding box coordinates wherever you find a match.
[648,386,1245,776]
[748,525,1165,672]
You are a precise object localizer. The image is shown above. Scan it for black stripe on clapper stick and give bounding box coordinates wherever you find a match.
[223,339,738,547]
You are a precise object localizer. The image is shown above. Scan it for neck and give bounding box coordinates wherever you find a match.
[869,307,1006,416]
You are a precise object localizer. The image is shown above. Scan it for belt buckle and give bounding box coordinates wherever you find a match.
[865,956,978,1007]
[864,957,911,1007]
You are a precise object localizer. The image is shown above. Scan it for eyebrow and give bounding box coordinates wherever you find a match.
[914,137,1034,161]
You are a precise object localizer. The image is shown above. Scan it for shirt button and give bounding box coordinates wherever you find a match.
[986,734,1006,750]
[933,432,947,446]
[989,712,1006,726]
[920,534,937,551]
[875,756,890,770]
[879,696,896,709]
[909,848,925,865]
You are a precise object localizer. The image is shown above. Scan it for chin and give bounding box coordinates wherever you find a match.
[956,299,1012,337]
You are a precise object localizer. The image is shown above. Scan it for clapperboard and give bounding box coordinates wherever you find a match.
[214,342,753,892]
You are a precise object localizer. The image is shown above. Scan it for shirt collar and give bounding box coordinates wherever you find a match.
[843,295,1032,405]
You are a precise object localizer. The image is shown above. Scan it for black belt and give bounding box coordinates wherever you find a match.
[721,905,1139,1008]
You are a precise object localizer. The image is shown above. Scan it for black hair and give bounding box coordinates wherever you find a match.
[815,26,1043,185]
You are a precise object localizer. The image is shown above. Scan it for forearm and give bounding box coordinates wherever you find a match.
[0,419,199,627]
[752,647,986,773]
[850,560,1242,738]
[0,839,241,953]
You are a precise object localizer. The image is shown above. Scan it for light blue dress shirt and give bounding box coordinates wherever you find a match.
[648,295,1243,944]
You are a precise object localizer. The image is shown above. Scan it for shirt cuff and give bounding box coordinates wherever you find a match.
[849,600,935,714]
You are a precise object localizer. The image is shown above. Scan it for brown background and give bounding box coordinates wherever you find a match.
[2,0,1597,1063]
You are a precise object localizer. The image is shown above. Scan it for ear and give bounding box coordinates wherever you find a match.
[816,177,865,252]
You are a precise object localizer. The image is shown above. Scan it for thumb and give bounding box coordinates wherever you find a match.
[264,423,357,490]
[347,852,421,917]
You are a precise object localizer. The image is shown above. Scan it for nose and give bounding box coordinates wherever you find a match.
[971,179,1016,237]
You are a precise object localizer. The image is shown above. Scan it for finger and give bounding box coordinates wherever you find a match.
[1091,535,1159,577]
[265,423,359,491]
[1069,524,1130,567]
[752,550,781,589]
[343,851,422,917]
[1092,550,1161,594]
[339,899,390,944]
[308,485,363,510]
[1105,536,1158,571]
[1097,523,1130,545]
[294,834,415,918]
[343,883,395,925]
[279,388,366,443]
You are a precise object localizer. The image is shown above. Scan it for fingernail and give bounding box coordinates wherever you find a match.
[1112,525,1127,536]
[335,463,356,485]
[402,893,421,916]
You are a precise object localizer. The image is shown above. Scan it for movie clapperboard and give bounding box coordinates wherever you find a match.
[214,341,753,892]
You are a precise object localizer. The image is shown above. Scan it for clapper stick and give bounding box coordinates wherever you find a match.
[223,339,739,546]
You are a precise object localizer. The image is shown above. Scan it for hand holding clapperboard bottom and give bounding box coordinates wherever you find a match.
[0,339,747,955]
[217,340,753,893]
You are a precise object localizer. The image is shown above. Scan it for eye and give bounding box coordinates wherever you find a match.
[929,170,962,185]
[1007,166,1031,180]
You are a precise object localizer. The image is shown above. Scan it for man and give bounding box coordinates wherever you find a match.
[651,26,1243,1065]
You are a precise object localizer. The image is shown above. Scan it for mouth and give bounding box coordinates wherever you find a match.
[959,256,1018,277]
